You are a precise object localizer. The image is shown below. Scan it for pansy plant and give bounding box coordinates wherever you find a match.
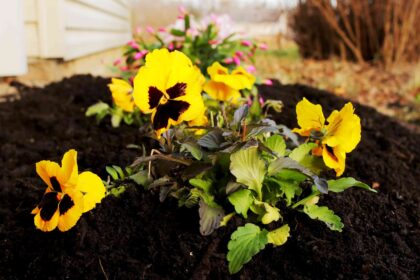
[32,150,106,232]
[129,99,375,274]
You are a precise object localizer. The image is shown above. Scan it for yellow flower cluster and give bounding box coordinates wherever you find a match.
[32,150,106,232]
[108,49,256,137]
[293,98,361,176]
[203,62,255,103]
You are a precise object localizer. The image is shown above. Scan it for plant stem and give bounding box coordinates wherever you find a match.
[292,191,320,209]
[165,130,172,152]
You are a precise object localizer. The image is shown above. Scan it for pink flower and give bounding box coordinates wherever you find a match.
[259,96,265,106]
[120,66,129,71]
[146,26,155,34]
[224,57,234,64]
[113,58,122,66]
[135,26,142,34]
[247,65,256,73]
[134,50,149,60]
[259,43,268,50]
[263,79,273,86]
[241,40,252,47]
[127,40,139,49]
[233,56,241,65]
[168,42,174,50]
[235,51,244,59]
[158,27,166,33]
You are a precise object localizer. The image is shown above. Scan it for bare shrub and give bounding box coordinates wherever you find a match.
[289,0,420,67]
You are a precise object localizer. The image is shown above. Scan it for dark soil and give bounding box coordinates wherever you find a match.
[0,75,419,279]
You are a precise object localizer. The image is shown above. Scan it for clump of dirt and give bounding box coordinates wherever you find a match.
[0,75,418,279]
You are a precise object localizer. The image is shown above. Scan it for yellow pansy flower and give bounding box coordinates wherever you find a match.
[31,150,106,232]
[203,62,255,103]
[133,48,205,137]
[293,98,361,176]
[108,78,135,112]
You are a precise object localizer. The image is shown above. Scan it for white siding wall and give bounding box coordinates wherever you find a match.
[24,0,132,60]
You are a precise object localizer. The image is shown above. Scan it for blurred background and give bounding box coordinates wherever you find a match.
[0,0,419,125]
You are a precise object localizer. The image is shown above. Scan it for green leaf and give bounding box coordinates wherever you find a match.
[111,112,122,127]
[189,178,212,193]
[129,170,150,186]
[289,143,317,163]
[328,177,376,193]
[313,175,328,194]
[303,205,344,232]
[109,186,127,197]
[251,201,281,224]
[182,141,203,160]
[276,169,307,182]
[230,147,266,200]
[85,101,109,116]
[267,177,302,206]
[184,14,191,31]
[227,223,268,274]
[228,189,254,218]
[231,104,249,128]
[267,157,313,177]
[123,113,133,125]
[264,135,286,156]
[170,28,185,37]
[199,201,224,236]
[220,212,235,227]
[289,143,325,173]
[267,224,290,247]
[106,166,119,180]
[112,165,125,180]
[246,125,278,139]
[197,130,224,150]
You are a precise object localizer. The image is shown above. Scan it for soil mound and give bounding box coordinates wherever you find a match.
[0,75,418,279]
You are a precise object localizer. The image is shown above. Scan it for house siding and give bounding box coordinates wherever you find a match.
[24,0,131,60]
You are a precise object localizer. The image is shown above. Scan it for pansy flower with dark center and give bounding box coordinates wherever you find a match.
[108,78,135,112]
[133,48,205,137]
[293,98,361,176]
[31,150,106,232]
[203,62,255,103]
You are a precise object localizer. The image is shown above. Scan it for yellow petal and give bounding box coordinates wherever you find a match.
[322,145,346,177]
[58,149,78,189]
[57,189,84,232]
[293,98,325,137]
[76,171,106,213]
[34,209,59,232]
[203,80,241,103]
[207,62,229,79]
[324,102,361,153]
[109,78,135,112]
[224,66,255,90]
[36,160,61,190]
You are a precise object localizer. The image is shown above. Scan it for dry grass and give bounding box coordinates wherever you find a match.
[255,41,420,126]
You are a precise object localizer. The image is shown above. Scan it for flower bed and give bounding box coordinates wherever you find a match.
[0,75,418,279]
